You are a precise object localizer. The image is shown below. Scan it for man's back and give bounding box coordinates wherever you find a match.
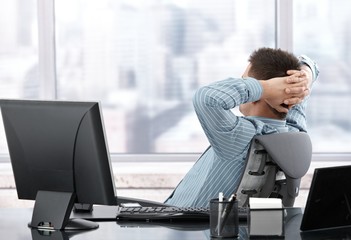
[165,78,297,207]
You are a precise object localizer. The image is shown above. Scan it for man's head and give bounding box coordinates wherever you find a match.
[240,47,301,119]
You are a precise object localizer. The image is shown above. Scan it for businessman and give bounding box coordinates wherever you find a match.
[165,47,319,207]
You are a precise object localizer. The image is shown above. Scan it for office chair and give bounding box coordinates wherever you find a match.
[235,132,312,207]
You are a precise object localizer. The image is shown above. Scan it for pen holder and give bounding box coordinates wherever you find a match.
[210,198,239,238]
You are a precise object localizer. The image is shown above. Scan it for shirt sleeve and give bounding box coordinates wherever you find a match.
[192,77,263,161]
[286,55,320,132]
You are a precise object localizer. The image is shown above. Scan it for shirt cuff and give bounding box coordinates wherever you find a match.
[299,55,320,81]
[241,77,263,102]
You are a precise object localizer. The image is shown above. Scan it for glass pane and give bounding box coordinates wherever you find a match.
[294,0,351,152]
[0,0,39,154]
[55,0,276,153]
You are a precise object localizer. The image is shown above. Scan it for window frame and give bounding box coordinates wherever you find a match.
[0,0,349,163]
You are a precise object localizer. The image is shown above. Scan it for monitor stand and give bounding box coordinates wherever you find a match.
[31,228,87,240]
[29,190,99,231]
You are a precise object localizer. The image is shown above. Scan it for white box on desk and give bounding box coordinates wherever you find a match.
[249,198,284,237]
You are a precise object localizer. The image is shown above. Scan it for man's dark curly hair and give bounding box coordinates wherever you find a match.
[248,47,300,80]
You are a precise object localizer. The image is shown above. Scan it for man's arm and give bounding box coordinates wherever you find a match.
[193,76,308,161]
[286,55,320,132]
[193,77,259,161]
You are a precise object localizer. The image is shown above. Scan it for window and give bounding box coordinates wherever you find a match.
[294,0,351,152]
[0,0,38,154]
[55,0,276,153]
[1,0,350,158]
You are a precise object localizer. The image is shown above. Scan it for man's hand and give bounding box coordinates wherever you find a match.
[260,70,309,113]
[283,70,310,105]
[286,66,313,94]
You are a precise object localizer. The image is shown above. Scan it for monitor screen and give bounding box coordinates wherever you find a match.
[0,99,117,230]
[300,165,351,231]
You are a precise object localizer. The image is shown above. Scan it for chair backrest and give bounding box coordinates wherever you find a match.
[235,132,312,207]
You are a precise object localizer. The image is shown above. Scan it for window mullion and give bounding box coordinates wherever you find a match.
[37,0,57,99]
[276,0,293,51]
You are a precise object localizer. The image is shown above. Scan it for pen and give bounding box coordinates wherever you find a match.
[219,193,237,233]
[217,192,224,236]
[219,192,224,202]
[227,193,236,202]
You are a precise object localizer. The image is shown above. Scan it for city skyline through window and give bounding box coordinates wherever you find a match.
[0,0,350,156]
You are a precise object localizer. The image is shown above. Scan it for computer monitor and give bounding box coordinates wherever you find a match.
[0,99,117,230]
[300,165,351,232]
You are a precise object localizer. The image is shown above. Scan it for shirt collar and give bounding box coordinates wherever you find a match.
[251,116,288,133]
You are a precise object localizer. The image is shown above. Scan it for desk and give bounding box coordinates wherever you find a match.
[0,207,350,240]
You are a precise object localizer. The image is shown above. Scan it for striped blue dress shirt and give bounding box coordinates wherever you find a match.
[165,55,319,208]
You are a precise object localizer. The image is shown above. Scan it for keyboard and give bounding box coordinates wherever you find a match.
[116,206,248,222]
